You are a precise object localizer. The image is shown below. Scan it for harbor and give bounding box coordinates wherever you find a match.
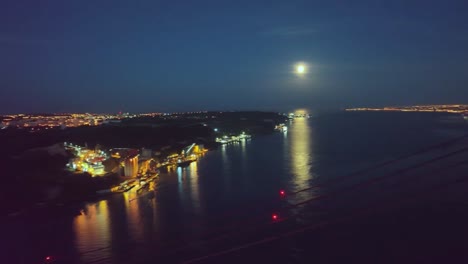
[215,131,252,144]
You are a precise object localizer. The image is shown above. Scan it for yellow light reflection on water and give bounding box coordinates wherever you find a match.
[189,160,198,177]
[74,200,111,262]
[123,189,143,242]
[240,138,247,173]
[221,144,228,165]
[189,161,201,213]
[176,161,202,215]
[240,138,246,158]
[290,112,313,190]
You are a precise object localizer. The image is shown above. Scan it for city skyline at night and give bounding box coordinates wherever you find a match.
[3,2,468,263]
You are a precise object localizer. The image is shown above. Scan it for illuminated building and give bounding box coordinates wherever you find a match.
[66,144,108,176]
[86,163,105,175]
[138,159,151,175]
[124,155,139,177]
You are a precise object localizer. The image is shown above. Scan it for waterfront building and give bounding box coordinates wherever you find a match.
[124,155,139,177]
[138,159,151,175]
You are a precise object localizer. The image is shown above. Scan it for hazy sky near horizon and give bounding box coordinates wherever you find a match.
[1,0,468,113]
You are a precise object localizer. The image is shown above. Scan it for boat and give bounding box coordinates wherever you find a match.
[239,133,251,139]
[461,112,468,120]
[177,159,194,167]
[294,114,310,118]
[275,123,287,132]
[122,185,135,192]
[177,156,196,167]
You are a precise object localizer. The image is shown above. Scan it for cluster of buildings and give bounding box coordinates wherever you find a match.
[139,111,208,117]
[346,105,468,113]
[109,148,154,178]
[65,144,156,178]
[215,132,251,144]
[286,112,310,118]
[65,143,108,176]
[65,142,206,178]
[0,113,123,131]
[0,111,217,131]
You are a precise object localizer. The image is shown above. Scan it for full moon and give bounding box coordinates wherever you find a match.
[296,64,307,75]
[297,65,305,74]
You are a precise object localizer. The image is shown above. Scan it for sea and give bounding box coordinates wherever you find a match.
[3,111,468,264]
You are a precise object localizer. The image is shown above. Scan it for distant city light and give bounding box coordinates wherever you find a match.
[345,105,468,114]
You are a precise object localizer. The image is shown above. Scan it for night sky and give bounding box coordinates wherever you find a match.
[1,1,468,114]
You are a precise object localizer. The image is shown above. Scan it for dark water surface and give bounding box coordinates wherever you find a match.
[4,112,468,263]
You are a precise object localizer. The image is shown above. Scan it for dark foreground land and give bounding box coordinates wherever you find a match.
[0,111,287,214]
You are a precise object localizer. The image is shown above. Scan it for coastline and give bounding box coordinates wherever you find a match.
[2,112,289,217]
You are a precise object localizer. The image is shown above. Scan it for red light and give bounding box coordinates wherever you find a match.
[272,214,278,220]
[280,190,285,196]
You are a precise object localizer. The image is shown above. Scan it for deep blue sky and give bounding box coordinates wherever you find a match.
[1,0,468,113]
